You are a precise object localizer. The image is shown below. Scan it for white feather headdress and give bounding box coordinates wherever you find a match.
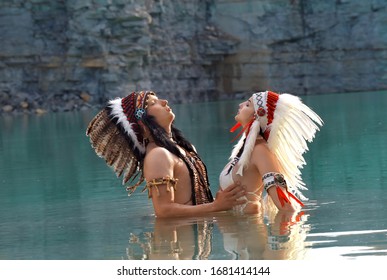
[230,91,323,200]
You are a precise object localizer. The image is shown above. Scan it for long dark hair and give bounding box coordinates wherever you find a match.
[142,114,210,204]
[141,114,198,159]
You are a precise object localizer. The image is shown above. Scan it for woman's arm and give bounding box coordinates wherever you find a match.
[251,143,300,212]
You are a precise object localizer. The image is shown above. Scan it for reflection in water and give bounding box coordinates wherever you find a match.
[125,209,310,260]
[216,210,310,260]
[126,217,214,260]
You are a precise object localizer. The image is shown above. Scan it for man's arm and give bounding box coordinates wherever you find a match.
[144,147,245,218]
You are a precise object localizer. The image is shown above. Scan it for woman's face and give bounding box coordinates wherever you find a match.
[235,97,255,126]
[146,95,175,127]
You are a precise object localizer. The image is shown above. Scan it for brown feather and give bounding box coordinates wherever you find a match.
[105,136,120,166]
[86,110,108,135]
[86,110,105,136]
[95,124,118,157]
[113,139,132,177]
[88,121,111,146]
[123,158,138,184]
[86,107,143,192]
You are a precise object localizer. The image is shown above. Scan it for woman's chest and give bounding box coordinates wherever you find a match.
[232,162,262,192]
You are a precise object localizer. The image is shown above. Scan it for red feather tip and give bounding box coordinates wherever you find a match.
[230,122,241,132]
[276,187,290,207]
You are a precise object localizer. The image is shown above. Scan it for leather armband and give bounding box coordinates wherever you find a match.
[143,176,178,198]
[262,172,287,192]
[262,172,304,207]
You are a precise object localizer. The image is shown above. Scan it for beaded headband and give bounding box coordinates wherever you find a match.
[109,91,155,154]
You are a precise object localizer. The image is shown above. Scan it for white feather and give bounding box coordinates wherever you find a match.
[108,98,146,154]
[236,120,261,176]
[230,133,246,160]
[266,93,322,198]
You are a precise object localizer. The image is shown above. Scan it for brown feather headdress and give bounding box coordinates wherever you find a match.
[86,91,155,194]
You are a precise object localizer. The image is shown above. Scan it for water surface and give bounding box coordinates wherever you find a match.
[1,91,386,260]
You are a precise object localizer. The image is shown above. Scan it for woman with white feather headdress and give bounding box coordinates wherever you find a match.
[219,91,323,214]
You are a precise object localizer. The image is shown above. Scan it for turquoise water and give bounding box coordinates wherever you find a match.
[1,91,386,260]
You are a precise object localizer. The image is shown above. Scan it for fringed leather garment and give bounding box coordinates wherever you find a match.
[181,148,214,205]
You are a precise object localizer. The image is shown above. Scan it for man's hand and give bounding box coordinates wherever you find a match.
[213,182,246,211]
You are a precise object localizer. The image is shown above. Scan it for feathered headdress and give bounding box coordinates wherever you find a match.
[230,91,323,200]
[86,91,155,194]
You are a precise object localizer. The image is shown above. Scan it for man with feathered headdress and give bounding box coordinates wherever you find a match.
[86,91,245,218]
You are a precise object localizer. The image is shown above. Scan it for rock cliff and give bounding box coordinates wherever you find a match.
[0,0,385,113]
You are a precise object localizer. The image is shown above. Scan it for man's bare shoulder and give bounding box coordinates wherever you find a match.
[143,146,176,180]
[144,146,175,166]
